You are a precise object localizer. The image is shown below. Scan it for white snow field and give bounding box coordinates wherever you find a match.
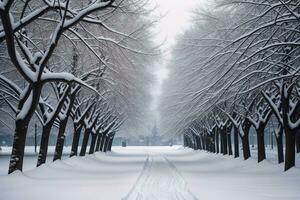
[0,146,299,200]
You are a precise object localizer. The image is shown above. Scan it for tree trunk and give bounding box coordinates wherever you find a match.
[215,130,219,153]
[103,136,109,152]
[107,137,114,152]
[196,134,202,150]
[183,135,187,147]
[241,118,251,160]
[211,132,215,153]
[100,135,107,151]
[193,134,198,149]
[80,128,90,156]
[192,134,197,150]
[256,127,266,162]
[284,128,295,171]
[204,135,209,151]
[281,87,295,171]
[196,134,201,150]
[188,136,193,148]
[37,124,52,167]
[223,129,228,155]
[233,126,239,158]
[227,133,233,155]
[205,135,209,152]
[275,129,284,164]
[53,118,68,161]
[220,129,223,154]
[241,135,251,160]
[95,134,102,152]
[53,90,77,160]
[70,125,82,157]
[200,135,205,150]
[38,84,70,165]
[296,131,300,153]
[8,119,29,174]
[88,134,97,154]
[9,85,41,174]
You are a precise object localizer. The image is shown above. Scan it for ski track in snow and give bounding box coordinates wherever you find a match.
[123,151,198,200]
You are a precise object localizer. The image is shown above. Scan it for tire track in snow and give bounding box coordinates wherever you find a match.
[123,152,198,200]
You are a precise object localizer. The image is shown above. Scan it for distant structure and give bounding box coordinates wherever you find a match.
[113,122,182,146]
[152,122,158,136]
[150,122,160,145]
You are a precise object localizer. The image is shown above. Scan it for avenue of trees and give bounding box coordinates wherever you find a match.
[0,0,157,174]
[160,0,300,171]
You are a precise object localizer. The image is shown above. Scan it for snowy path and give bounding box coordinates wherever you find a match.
[123,152,197,200]
[1,146,300,200]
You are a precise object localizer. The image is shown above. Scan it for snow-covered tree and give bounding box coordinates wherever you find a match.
[160,0,300,171]
[0,0,157,173]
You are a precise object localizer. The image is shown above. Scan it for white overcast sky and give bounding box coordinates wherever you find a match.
[150,0,207,114]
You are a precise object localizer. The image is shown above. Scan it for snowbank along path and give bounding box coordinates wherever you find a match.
[123,151,198,200]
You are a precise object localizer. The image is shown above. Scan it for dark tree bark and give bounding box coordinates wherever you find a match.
[103,136,110,152]
[2,9,43,174]
[9,119,30,173]
[204,134,209,151]
[263,82,298,171]
[233,126,239,158]
[37,124,52,166]
[80,128,91,156]
[241,135,250,159]
[293,101,300,154]
[205,135,209,151]
[226,125,233,155]
[275,125,284,164]
[53,118,67,161]
[210,134,214,152]
[225,113,239,157]
[54,85,80,161]
[95,134,102,151]
[103,137,108,152]
[281,90,296,171]
[227,132,233,155]
[193,134,197,149]
[89,133,97,154]
[100,134,107,151]
[215,129,219,153]
[211,131,215,153]
[241,118,251,160]
[70,125,83,157]
[9,84,42,174]
[37,85,70,166]
[256,126,266,162]
[222,127,228,155]
[296,131,300,153]
[107,135,114,152]
[196,134,202,150]
[188,135,193,149]
[284,128,295,171]
[220,128,223,154]
[200,134,205,150]
[192,133,197,150]
[248,105,271,163]
[183,134,187,147]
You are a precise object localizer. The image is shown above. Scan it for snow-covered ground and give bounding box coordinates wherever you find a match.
[124,151,197,200]
[0,146,71,175]
[0,146,299,200]
[167,148,300,200]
